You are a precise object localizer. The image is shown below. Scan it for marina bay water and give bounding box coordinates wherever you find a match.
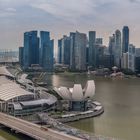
[45,73,140,140]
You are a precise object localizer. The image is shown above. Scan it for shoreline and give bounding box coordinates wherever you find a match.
[56,107,104,123]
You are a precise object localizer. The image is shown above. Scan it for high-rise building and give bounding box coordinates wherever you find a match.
[88,31,96,68]
[23,31,39,69]
[108,34,115,67]
[71,31,87,71]
[128,44,135,71]
[109,34,115,56]
[96,45,105,68]
[122,53,129,69]
[114,30,121,68]
[122,44,135,71]
[19,47,24,67]
[61,36,71,65]
[40,31,54,71]
[135,48,140,73]
[96,38,103,45]
[122,26,129,53]
[70,32,76,70]
[58,39,62,64]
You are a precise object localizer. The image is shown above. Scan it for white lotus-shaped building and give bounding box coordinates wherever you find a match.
[54,80,95,101]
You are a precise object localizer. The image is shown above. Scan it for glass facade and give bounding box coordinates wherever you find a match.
[40,31,54,71]
[88,31,96,68]
[23,31,39,69]
[122,26,129,53]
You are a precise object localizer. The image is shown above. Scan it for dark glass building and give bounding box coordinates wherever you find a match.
[58,39,62,64]
[61,36,71,65]
[19,47,24,67]
[122,26,129,53]
[40,31,54,71]
[23,31,39,69]
[135,57,140,73]
[88,31,96,68]
[70,32,76,70]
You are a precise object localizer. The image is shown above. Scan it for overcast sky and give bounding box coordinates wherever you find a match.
[0,0,140,51]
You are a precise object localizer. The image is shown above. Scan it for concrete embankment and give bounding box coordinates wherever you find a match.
[57,107,104,123]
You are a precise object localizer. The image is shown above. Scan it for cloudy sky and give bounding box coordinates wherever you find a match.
[0,0,140,51]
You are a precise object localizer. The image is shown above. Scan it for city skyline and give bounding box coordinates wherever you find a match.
[1,0,140,50]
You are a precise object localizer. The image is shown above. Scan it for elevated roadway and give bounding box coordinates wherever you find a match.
[0,112,82,140]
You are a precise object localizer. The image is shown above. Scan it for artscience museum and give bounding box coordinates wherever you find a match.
[54,80,95,111]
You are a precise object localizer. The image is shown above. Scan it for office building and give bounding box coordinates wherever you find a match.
[114,30,121,68]
[23,31,39,69]
[122,44,135,71]
[74,31,87,71]
[58,39,62,64]
[61,36,71,65]
[70,32,76,70]
[40,31,54,71]
[122,26,129,53]
[88,31,96,68]
[128,44,135,71]
[19,47,24,67]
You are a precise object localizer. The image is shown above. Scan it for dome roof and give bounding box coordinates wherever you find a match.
[54,80,95,101]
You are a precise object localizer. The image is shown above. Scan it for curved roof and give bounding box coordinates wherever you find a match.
[84,80,95,99]
[59,87,72,100]
[0,76,13,85]
[54,80,95,101]
[0,66,15,78]
[0,83,34,101]
[72,84,83,101]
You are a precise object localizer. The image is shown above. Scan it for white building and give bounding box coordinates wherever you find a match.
[54,80,95,111]
[121,44,135,71]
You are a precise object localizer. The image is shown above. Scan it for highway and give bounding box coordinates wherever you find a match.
[0,112,82,140]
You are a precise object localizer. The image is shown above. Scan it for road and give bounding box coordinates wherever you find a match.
[0,112,82,140]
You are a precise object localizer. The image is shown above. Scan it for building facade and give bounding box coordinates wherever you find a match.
[19,47,24,67]
[114,30,122,68]
[88,31,96,68]
[23,31,39,69]
[122,26,129,53]
[74,31,87,71]
[40,31,54,71]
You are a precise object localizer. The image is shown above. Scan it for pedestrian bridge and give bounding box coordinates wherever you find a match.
[0,112,81,140]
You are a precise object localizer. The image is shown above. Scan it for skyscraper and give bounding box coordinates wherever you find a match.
[108,34,115,67]
[58,39,62,64]
[40,31,54,71]
[88,31,96,68]
[61,36,71,65]
[122,26,129,53]
[114,30,121,67]
[74,31,87,71]
[70,32,76,70]
[109,34,115,56]
[128,44,135,71]
[19,47,24,67]
[23,31,39,69]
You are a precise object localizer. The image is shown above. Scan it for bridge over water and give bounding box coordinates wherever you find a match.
[0,112,81,140]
